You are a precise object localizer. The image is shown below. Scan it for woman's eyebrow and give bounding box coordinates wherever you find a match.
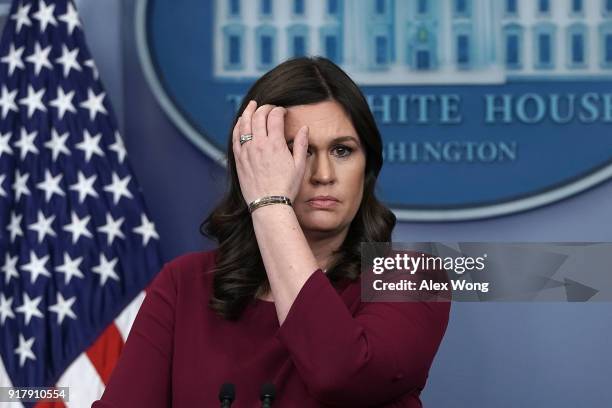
[287,135,361,146]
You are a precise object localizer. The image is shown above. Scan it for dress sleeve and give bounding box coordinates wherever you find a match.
[91,262,177,408]
[275,269,450,406]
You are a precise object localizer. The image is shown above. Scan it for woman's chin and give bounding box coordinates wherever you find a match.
[297,215,345,235]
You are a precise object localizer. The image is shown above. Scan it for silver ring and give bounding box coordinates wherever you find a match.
[240,133,253,145]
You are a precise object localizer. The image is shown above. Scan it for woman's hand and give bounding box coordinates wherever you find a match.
[232,100,309,204]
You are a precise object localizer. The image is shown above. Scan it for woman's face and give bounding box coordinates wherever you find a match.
[284,100,366,238]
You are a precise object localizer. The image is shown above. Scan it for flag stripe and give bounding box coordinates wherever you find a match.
[114,291,146,342]
[56,353,105,408]
[85,323,124,386]
[34,398,66,408]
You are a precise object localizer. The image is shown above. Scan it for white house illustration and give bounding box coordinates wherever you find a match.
[213,0,612,84]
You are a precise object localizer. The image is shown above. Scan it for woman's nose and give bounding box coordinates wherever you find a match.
[310,154,335,185]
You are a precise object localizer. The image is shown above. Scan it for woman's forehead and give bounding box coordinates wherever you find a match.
[284,101,356,139]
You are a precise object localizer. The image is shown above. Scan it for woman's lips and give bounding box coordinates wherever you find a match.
[307,199,339,209]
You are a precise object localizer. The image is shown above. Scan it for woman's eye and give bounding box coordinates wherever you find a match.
[288,145,352,157]
[332,145,353,157]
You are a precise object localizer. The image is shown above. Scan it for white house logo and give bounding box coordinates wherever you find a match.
[135,0,612,221]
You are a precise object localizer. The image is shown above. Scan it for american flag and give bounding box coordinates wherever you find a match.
[0,0,163,406]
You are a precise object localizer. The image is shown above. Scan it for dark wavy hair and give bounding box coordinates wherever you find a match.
[201,56,396,320]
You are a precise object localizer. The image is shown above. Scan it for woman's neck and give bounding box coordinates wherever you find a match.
[305,227,349,272]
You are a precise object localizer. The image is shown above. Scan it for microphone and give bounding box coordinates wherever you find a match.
[260,382,275,407]
[218,383,235,407]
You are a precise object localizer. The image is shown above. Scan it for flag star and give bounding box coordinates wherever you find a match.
[15,293,44,325]
[58,2,80,35]
[18,85,46,118]
[0,294,15,325]
[21,251,51,284]
[48,293,77,324]
[133,214,159,246]
[1,253,19,285]
[75,130,104,162]
[36,169,65,201]
[44,129,71,161]
[7,212,23,242]
[63,211,93,244]
[25,42,53,76]
[109,131,127,163]
[14,334,36,367]
[49,86,76,119]
[84,59,99,80]
[32,0,57,32]
[28,210,56,243]
[14,127,39,160]
[55,45,81,77]
[103,173,133,205]
[55,253,84,284]
[69,171,98,203]
[1,44,25,75]
[10,3,32,34]
[0,86,18,117]
[0,132,13,158]
[98,213,125,246]
[79,88,107,120]
[12,170,30,200]
[0,174,6,197]
[92,254,120,286]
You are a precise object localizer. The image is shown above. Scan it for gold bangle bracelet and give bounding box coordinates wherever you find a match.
[248,196,292,214]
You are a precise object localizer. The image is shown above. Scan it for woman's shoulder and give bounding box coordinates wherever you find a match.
[155,248,219,290]
[165,248,218,272]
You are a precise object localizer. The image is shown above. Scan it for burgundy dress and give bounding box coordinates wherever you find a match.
[92,250,450,407]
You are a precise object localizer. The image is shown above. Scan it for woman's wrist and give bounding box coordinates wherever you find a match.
[250,201,295,220]
[248,195,292,214]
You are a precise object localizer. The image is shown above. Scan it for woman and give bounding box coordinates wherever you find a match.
[93,57,450,407]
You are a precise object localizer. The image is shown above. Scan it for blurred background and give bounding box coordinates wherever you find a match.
[1,0,611,406]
